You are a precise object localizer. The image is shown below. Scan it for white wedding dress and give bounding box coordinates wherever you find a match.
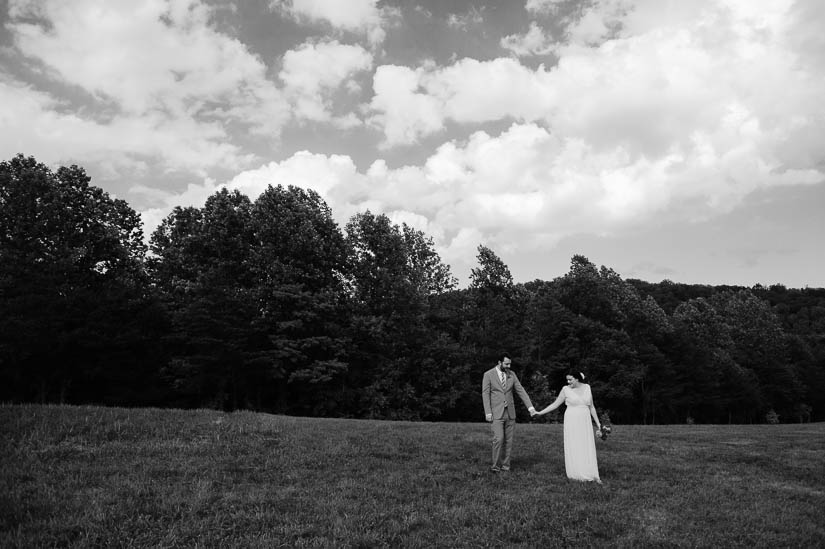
[562,384,600,482]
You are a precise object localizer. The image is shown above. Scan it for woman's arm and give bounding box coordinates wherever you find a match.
[587,386,601,428]
[535,389,565,415]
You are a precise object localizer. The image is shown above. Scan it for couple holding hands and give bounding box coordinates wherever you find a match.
[481,353,603,483]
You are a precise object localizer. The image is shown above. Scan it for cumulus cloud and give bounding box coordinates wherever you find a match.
[0,75,251,176]
[525,0,564,15]
[446,7,485,30]
[560,0,629,47]
[369,0,825,203]
[138,150,362,239]
[501,22,556,57]
[3,0,287,176]
[280,40,373,127]
[369,58,556,147]
[227,151,360,200]
[9,0,288,126]
[5,0,823,285]
[368,64,445,148]
[206,124,666,277]
[140,99,823,283]
[274,0,394,46]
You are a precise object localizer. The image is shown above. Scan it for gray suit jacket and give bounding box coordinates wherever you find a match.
[482,367,533,420]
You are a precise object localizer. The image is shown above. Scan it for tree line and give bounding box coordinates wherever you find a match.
[2,154,824,423]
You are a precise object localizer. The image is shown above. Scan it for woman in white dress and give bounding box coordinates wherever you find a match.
[534,372,603,482]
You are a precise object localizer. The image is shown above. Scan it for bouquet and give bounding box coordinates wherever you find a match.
[596,424,612,441]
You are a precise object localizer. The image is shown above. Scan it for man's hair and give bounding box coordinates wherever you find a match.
[500,352,511,362]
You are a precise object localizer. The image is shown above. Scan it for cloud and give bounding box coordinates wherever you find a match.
[369,58,556,147]
[138,174,225,241]
[274,0,394,46]
[227,151,360,200]
[447,7,485,30]
[162,124,661,276]
[8,0,288,127]
[279,40,373,127]
[0,75,251,176]
[368,64,445,148]
[368,0,825,200]
[3,0,288,176]
[142,90,823,280]
[501,22,556,57]
[506,0,630,57]
[525,0,564,15]
[138,151,362,240]
[139,150,357,214]
[559,0,629,47]
[6,0,823,285]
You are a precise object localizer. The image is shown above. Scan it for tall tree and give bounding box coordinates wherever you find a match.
[712,290,799,421]
[670,297,755,423]
[249,185,352,416]
[463,245,541,419]
[466,244,521,352]
[150,189,263,410]
[344,211,460,419]
[1,154,162,404]
[470,245,514,295]
[542,256,650,422]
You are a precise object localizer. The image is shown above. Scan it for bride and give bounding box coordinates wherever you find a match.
[533,372,603,482]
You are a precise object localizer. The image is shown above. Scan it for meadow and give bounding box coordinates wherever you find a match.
[1,404,823,547]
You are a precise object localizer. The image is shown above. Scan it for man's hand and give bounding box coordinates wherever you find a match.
[486,413,492,422]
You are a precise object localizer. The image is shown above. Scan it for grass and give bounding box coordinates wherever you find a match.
[1,405,824,547]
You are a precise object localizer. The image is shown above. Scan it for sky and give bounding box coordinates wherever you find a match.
[2,0,824,288]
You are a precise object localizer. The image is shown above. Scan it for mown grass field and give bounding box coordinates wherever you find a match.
[1,404,823,547]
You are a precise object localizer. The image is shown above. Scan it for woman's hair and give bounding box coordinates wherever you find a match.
[567,371,586,382]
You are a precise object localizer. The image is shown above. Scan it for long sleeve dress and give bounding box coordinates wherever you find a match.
[562,384,600,482]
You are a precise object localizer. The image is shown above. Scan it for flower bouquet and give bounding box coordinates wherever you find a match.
[596,424,612,441]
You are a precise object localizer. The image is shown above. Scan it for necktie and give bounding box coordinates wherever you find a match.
[500,371,506,386]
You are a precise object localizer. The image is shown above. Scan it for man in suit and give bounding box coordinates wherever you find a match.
[481,353,536,472]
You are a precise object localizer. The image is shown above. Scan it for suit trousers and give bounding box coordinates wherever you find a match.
[490,408,516,469]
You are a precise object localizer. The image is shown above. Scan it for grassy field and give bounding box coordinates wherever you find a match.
[1,405,823,548]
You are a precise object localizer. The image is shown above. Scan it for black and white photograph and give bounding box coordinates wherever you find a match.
[2,0,824,546]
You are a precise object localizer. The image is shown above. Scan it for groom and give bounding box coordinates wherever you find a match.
[481,353,536,472]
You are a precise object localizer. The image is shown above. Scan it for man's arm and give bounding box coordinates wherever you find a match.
[481,372,492,421]
[512,373,536,415]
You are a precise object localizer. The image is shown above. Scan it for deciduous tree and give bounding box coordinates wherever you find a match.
[1,155,161,404]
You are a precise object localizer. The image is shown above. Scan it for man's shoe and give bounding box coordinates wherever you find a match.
[490,466,501,473]
[501,466,510,472]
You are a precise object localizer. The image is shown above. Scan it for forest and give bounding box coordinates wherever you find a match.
[2,154,824,424]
